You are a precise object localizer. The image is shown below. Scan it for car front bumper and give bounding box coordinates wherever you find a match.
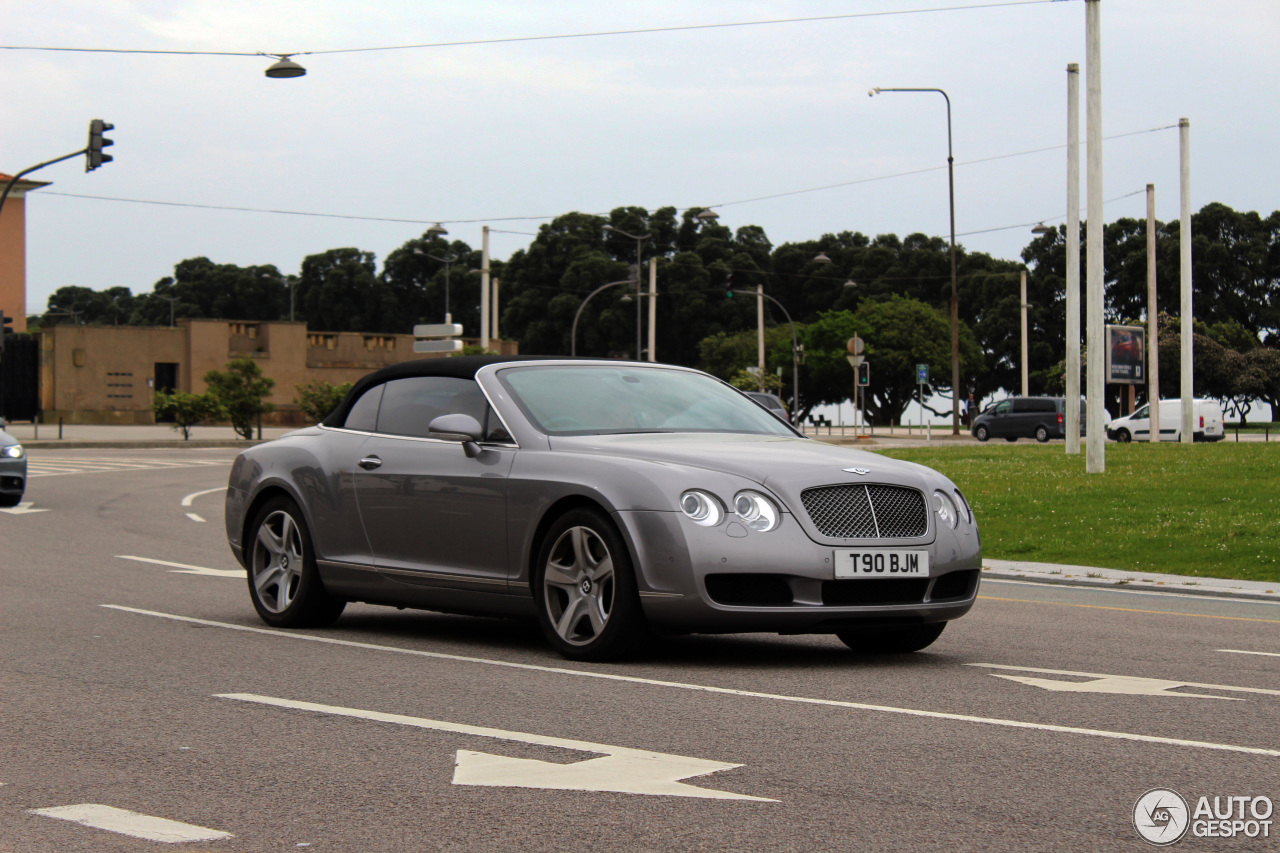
[0,454,26,499]
[617,509,980,634]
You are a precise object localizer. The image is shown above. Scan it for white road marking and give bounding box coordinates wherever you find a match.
[27,459,227,478]
[185,513,206,523]
[984,577,1280,606]
[968,663,1280,699]
[181,486,227,507]
[115,556,243,578]
[220,693,772,801]
[0,501,48,515]
[1220,649,1280,658]
[28,804,232,843]
[103,605,1280,759]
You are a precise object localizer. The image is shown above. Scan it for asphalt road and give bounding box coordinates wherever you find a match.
[2,449,1277,852]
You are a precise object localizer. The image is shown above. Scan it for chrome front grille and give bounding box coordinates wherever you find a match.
[800,484,929,538]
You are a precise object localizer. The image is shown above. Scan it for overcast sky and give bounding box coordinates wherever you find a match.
[4,0,1277,316]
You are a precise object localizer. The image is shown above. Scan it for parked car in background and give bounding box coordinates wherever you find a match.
[1106,398,1225,442]
[0,428,27,507]
[744,391,790,423]
[225,357,981,661]
[971,396,1085,443]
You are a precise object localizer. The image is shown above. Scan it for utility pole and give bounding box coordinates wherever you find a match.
[1020,270,1029,397]
[1147,184,1160,442]
[1065,63,1082,455]
[647,257,657,362]
[1179,118,1194,444]
[491,277,500,342]
[480,225,490,351]
[1085,0,1105,473]
[756,283,765,391]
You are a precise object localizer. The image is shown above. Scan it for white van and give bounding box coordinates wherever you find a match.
[1106,398,1224,442]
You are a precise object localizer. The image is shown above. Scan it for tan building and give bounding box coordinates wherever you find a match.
[40,319,518,424]
[0,173,51,334]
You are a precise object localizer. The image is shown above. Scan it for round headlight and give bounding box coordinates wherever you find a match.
[680,490,724,526]
[733,490,780,532]
[933,490,959,530]
[1,445,23,459]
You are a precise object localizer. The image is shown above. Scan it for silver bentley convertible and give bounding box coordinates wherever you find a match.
[225,356,980,661]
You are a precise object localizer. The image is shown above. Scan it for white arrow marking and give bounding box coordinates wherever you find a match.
[1221,649,1280,659]
[0,501,48,515]
[218,693,774,801]
[116,555,243,578]
[970,664,1280,699]
[29,804,232,843]
[185,512,206,523]
[181,486,227,507]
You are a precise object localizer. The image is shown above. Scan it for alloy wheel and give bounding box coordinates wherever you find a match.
[542,526,616,646]
[252,510,305,614]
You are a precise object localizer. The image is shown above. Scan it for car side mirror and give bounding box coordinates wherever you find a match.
[428,413,485,458]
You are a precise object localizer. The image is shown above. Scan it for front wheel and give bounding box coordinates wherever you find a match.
[534,508,647,661]
[1115,429,1132,443]
[837,622,946,654]
[247,496,345,628]
[974,425,990,442]
[1035,425,1050,443]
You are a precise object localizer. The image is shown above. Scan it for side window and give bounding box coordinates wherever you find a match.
[994,401,1012,415]
[375,377,491,439]
[1134,404,1150,419]
[343,384,383,431]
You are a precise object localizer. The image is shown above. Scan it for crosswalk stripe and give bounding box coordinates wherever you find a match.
[29,804,233,843]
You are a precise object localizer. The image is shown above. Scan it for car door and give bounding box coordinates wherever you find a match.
[989,400,1013,436]
[354,376,515,591]
[1130,404,1151,440]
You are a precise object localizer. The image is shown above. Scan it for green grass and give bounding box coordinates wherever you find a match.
[873,442,1280,583]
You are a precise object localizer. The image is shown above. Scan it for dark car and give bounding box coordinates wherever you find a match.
[972,396,1084,443]
[743,391,790,423]
[225,357,980,661]
[0,428,27,507]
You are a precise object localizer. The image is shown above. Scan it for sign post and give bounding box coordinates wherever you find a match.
[413,323,464,354]
[916,363,930,441]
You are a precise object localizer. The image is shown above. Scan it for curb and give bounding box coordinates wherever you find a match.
[982,570,1280,604]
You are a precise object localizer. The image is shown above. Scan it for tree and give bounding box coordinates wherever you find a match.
[294,248,397,333]
[152,390,224,440]
[802,300,983,426]
[293,380,352,423]
[204,358,275,439]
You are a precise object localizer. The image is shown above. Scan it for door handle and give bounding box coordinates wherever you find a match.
[358,456,382,470]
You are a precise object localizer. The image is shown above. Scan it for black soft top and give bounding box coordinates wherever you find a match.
[321,355,570,427]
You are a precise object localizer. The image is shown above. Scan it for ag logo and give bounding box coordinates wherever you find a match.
[1134,788,1190,845]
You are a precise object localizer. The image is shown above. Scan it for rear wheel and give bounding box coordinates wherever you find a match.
[974,425,990,442]
[247,496,345,628]
[1035,425,1050,443]
[534,508,647,661]
[837,622,946,654]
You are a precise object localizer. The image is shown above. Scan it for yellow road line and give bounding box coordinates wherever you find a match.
[978,595,1280,625]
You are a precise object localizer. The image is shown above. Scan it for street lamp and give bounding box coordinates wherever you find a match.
[729,289,801,423]
[870,85,961,435]
[264,55,306,78]
[415,248,460,324]
[603,225,650,361]
[1031,222,1055,235]
[571,280,639,357]
[695,208,720,222]
[156,295,180,328]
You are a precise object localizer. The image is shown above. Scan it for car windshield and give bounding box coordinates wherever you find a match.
[498,365,797,436]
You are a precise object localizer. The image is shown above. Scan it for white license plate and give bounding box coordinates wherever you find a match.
[834,550,931,578]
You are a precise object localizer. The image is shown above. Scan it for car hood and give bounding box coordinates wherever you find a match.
[547,432,937,495]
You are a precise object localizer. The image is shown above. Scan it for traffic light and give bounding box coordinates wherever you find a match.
[86,119,114,172]
[0,311,11,354]
[725,271,734,297]
[857,361,870,386]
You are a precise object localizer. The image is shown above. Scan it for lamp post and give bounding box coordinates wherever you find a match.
[730,289,800,423]
[603,225,650,360]
[571,280,640,357]
[156,295,179,328]
[416,248,460,324]
[870,86,961,435]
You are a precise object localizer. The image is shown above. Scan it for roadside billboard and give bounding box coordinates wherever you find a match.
[1105,324,1145,384]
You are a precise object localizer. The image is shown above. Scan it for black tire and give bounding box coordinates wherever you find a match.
[533,508,647,662]
[1035,425,1050,443]
[0,492,22,508]
[1116,429,1132,443]
[246,496,345,628]
[837,622,946,654]
[1005,436,1018,442]
[974,425,990,442]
